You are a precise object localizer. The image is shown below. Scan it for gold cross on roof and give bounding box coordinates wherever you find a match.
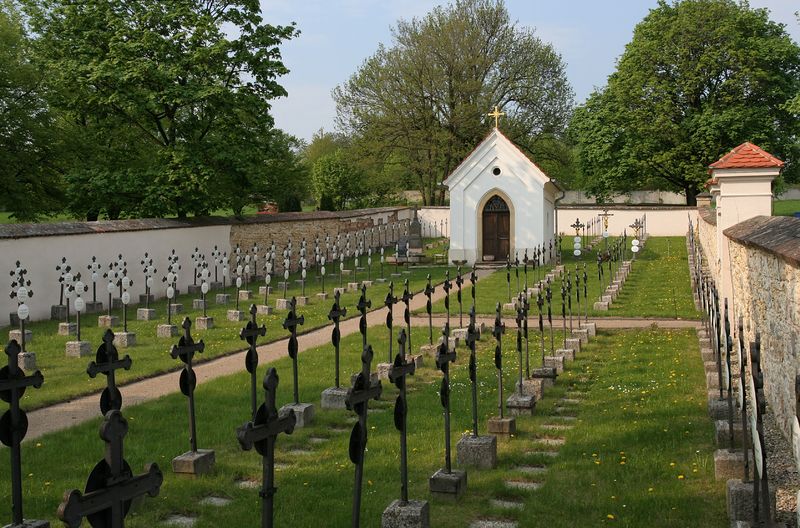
[487,105,505,129]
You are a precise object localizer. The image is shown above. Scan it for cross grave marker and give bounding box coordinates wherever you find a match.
[487,303,515,435]
[280,298,313,427]
[321,290,348,409]
[240,304,267,420]
[87,329,132,415]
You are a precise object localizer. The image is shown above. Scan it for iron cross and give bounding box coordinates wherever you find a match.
[87,329,133,415]
[424,274,436,345]
[401,279,414,357]
[435,323,457,473]
[1,339,44,527]
[327,290,347,388]
[466,306,481,437]
[384,282,399,363]
[237,368,296,528]
[171,317,205,453]
[240,304,267,419]
[357,284,371,349]
[388,329,416,504]
[442,270,452,329]
[469,269,477,308]
[283,297,305,405]
[493,303,505,419]
[456,266,464,328]
[58,410,163,528]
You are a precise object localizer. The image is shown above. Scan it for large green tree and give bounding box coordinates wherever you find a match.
[570,0,800,204]
[25,0,298,218]
[334,0,573,205]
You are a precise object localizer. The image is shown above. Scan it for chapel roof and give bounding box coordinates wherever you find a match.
[709,142,784,170]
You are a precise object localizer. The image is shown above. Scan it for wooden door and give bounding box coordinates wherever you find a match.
[481,195,510,261]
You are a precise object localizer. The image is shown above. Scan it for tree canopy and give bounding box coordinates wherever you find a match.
[333,0,574,205]
[570,0,800,204]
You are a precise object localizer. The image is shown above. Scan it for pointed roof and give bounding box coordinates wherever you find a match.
[709,142,784,170]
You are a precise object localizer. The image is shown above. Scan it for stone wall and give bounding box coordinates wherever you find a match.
[724,216,800,440]
[696,206,719,278]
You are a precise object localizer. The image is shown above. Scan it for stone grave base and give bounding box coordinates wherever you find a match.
[137,308,156,321]
[714,449,750,481]
[707,397,729,421]
[316,292,329,301]
[8,312,19,327]
[362,280,374,288]
[351,371,380,386]
[238,290,252,301]
[580,322,597,337]
[347,282,359,291]
[227,310,246,322]
[456,434,497,469]
[375,278,387,283]
[452,328,468,341]
[281,402,314,428]
[543,356,564,373]
[58,322,77,336]
[215,294,231,304]
[275,298,290,310]
[377,362,392,380]
[65,341,92,358]
[139,294,155,305]
[170,303,184,314]
[195,316,214,330]
[518,378,544,400]
[2,519,50,527]
[157,324,178,338]
[113,332,136,348]
[565,337,581,352]
[51,304,67,320]
[593,301,609,311]
[420,343,438,356]
[85,301,103,314]
[488,416,516,435]
[502,302,517,312]
[429,468,466,500]
[727,478,776,522]
[556,348,575,362]
[332,287,346,296]
[9,328,32,344]
[531,367,557,388]
[258,286,272,295]
[172,449,216,476]
[701,348,715,363]
[111,298,123,310]
[192,299,206,310]
[186,284,201,295]
[256,305,273,316]
[295,296,308,306]
[381,499,429,528]
[411,354,424,369]
[17,352,36,370]
[572,329,589,344]
[210,281,223,290]
[601,295,613,305]
[506,393,536,416]
[321,387,348,410]
[98,315,119,328]
[714,420,743,446]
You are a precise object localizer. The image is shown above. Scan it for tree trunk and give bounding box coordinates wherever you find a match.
[684,186,697,206]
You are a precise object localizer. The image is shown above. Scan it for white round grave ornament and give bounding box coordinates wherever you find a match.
[65,287,73,300]
[17,287,28,303]
[632,239,640,247]
[603,231,609,238]
[340,261,345,272]
[75,280,85,292]
[147,277,154,289]
[75,296,86,313]
[92,271,99,282]
[17,303,29,321]
[283,270,289,281]
[574,236,581,243]
[321,266,326,276]
[107,281,116,294]
[265,274,272,286]
[64,271,74,284]
[302,269,307,279]
[573,242,581,250]
[167,286,175,299]
[121,291,131,305]
[223,266,229,278]
[368,256,372,266]
[321,256,326,267]
[167,272,175,284]
[201,282,209,294]
[631,245,640,254]
[573,249,581,257]
[121,276,131,289]
[236,277,243,288]
[245,264,251,275]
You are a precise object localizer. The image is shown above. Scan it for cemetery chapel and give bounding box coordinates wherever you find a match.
[446,107,562,265]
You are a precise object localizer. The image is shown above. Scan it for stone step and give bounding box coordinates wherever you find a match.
[470,520,518,528]
[199,496,232,507]
[560,398,581,405]
[163,515,197,527]
[504,480,543,491]
[540,423,574,431]
[490,498,525,510]
[515,465,548,475]
[525,450,559,458]
[534,437,566,446]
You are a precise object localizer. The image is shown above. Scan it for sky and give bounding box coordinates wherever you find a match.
[259,0,800,142]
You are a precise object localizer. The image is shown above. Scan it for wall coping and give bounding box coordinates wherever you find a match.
[557,204,697,211]
[698,206,717,226]
[0,206,410,240]
[724,215,800,267]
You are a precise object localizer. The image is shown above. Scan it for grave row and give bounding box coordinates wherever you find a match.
[3,266,599,527]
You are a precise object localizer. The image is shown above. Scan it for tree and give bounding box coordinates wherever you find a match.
[25,0,298,218]
[310,150,367,211]
[334,0,573,205]
[570,0,800,204]
[0,1,65,220]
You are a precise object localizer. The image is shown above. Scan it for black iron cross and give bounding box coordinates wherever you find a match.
[560,281,567,349]
[435,323,457,473]
[520,292,530,378]
[723,299,735,450]
[425,274,435,345]
[750,333,771,526]
[515,297,525,393]
[523,249,529,291]
[401,279,414,357]
[283,297,305,405]
[514,253,520,292]
[493,303,505,419]
[456,267,464,328]
[505,257,512,303]
[237,368,296,528]
[575,267,582,327]
[87,329,133,415]
[566,271,573,333]
[1,340,44,527]
[384,282,399,363]
[466,306,480,437]
[327,290,347,388]
[583,265,589,323]
[469,269,477,309]
[442,271,452,328]
[537,287,546,366]
[241,304,267,420]
[738,317,750,482]
[345,344,383,528]
[357,284,371,349]
[171,317,205,453]
[388,329,416,504]
[546,280,554,354]
[58,410,163,528]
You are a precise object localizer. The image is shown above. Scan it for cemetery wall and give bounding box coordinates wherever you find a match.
[696,206,719,278]
[417,207,450,237]
[556,205,697,236]
[724,216,800,441]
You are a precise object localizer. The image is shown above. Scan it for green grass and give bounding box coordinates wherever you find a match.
[3,249,466,410]
[773,199,800,217]
[424,237,699,320]
[1,325,725,526]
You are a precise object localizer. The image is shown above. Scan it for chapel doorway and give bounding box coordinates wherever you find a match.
[481,194,510,261]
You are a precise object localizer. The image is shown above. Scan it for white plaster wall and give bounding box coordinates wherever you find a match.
[417,207,450,237]
[1,225,231,324]
[556,208,697,237]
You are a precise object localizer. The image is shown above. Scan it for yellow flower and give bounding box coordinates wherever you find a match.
[607,514,615,520]
[677,475,685,480]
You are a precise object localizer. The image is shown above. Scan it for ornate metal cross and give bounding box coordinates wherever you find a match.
[466,306,481,437]
[505,257,512,303]
[515,296,526,391]
[345,344,383,527]
[58,410,163,528]
[388,329,416,504]
[537,287,546,366]
[456,266,464,327]
[87,329,132,415]
[493,303,505,419]
[1,340,44,527]
[546,279,554,354]
[384,282,398,363]
[241,304,267,419]
[283,297,305,405]
[469,269,477,309]
[357,284,371,349]
[442,271,452,329]
[327,290,347,388]
[435,323,457,473]
[171,317,205,453]
[425,274,435,345]
[237,368,296,528]
[487,105,505,128]
[401,279,414,355]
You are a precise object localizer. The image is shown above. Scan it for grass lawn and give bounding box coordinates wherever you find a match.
[2,246,467,410]
[2,325,726,527]
[773,199,800,217]
[424,237,698,320]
